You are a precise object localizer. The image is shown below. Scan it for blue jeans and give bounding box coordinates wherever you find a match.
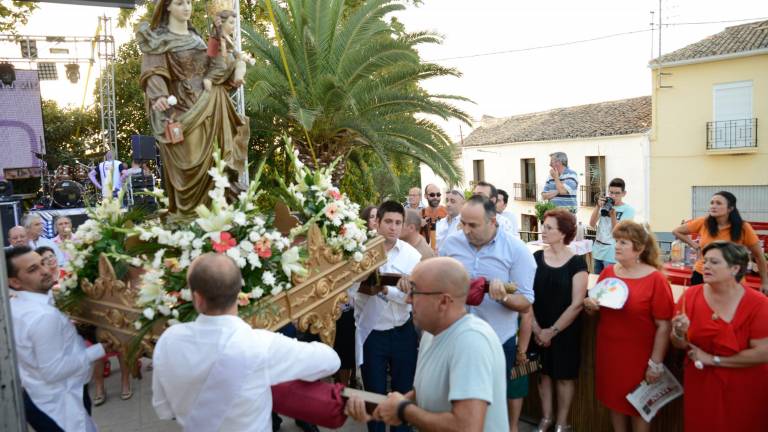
[593,258,612,275]
[24,386,91,431]
[361,318,418,432]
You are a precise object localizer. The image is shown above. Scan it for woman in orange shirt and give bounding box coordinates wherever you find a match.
[672,191,767,293]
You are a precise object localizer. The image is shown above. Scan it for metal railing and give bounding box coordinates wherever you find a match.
[513,183,537,201]
[580,185,602,207]
[706,118,757,150]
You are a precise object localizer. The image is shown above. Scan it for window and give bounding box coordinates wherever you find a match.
[514,158,536,201]
[520,214,539,243]
[472,160,485,183]
[708,81,755,149]
[692,185,768,222]
[581,156,605,207]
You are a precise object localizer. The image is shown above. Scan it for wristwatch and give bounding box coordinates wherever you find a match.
[396,400,415,426]
[497,294,512,305]
[713,355,721,366]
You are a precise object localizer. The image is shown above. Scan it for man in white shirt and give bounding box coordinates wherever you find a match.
[435,189,464,253]
[496,188,520,238]
[23,213,66,265]
[88,150,126,198]
[473,182,518,238]
[354,201,422,432]
[152,253,340,431]
[7,246,106,432]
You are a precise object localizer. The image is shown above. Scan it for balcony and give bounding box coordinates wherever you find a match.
[706,118,757,152]
[513,182,537,202]
[580,185,602,207]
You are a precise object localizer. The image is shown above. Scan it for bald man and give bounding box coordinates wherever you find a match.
[8,226,28,247]
[349,258,508,431]
[400,209,434,260]
[152,253,340,431]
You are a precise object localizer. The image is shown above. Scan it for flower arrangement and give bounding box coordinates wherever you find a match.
[279,140,371,262]
[58,139,372,341]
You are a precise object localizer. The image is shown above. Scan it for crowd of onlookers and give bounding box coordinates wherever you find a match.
[4,150,768,432]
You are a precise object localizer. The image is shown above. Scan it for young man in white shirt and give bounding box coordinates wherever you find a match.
[435,190,464,253]
[354,201,422,432]
[152,253,340,431]
[7,246,106,432]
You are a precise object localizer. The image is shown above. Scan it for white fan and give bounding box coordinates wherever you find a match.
[588,277,629,309]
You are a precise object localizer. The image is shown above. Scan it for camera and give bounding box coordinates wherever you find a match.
[600,196,614,217]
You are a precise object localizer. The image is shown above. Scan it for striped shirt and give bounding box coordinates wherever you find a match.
[543,167,578,210]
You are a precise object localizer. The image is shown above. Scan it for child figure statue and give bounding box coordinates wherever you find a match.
[205,9,254,91]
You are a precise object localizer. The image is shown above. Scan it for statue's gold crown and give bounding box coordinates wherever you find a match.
[206,0,234,17]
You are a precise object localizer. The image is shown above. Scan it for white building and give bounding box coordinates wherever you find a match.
[421,96,652,236]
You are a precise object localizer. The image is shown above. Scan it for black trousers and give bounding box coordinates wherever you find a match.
[24,385,91,432]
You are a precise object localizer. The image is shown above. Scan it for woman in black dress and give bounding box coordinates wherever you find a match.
[531,209,589,432]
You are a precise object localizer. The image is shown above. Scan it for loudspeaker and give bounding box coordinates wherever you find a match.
[0,200,22,246]
[131,135,157,161]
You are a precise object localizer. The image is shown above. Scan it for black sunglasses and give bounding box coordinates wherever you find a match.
[428,192,442,198]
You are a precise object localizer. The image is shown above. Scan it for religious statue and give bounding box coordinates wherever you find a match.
[205,8,254,92]
[136,0,249,215]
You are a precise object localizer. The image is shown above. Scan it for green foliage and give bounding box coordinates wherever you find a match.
[242,0,471,188]
[41,100,101,167]
[0,1,37,34]
[534,201,557,222]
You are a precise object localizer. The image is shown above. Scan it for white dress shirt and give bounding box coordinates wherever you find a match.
[152,314,340,432]
[354,239,421,332]
[435,215,461,253]
[496,211,520,238]
[28,236,67,266]
[10,290,105,432]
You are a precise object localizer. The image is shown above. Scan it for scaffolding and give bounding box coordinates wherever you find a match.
[96,15,118,155]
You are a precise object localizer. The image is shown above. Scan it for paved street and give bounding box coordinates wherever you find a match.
[91,359,535,431]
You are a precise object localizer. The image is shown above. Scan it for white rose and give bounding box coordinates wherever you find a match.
[143,307,155,320]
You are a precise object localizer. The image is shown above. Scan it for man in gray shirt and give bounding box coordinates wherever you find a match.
[347,257,508,431]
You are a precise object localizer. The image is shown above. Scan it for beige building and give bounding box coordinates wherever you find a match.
[649,20,768,232]
[421,97,652,235]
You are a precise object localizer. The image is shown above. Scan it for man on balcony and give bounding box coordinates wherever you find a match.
[541,152,579,212]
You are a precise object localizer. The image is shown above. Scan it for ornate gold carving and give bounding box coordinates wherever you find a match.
[70,225,388,354]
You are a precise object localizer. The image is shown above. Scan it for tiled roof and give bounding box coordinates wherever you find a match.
[462,96,651,147]
[654,20,768,65]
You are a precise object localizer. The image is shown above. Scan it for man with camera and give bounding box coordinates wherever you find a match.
[588,178,635,274]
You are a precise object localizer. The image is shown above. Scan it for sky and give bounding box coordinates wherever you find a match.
[2,0,767,138]
[392,0,768,139]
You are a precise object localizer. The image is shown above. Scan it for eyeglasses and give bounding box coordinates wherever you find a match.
[407,289,448,299]
[428,193,442,198]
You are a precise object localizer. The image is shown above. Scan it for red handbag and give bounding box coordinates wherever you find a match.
[271,380,347,428]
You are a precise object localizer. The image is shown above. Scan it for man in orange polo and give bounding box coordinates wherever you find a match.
[421,184,447,251]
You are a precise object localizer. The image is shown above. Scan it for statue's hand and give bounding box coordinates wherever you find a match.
[152,96,170,112]
[203,79,212,91]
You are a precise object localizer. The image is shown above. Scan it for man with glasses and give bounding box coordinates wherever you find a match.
[354,201,422,432]
[405,187,423,210]
[347,257,508,431]
[588,178,635,274]
[435,190,464,253]
[421,184,447,251]
[439,195,536,432]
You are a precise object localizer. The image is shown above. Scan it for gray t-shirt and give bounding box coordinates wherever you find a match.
[414,314,508,431]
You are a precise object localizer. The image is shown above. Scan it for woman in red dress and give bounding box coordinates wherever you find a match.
[584,221,673,432]
[671,241,768,432]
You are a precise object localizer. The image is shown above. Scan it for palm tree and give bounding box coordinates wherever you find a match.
[242,0,471,184]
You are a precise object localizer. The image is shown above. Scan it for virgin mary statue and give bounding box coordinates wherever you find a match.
[136,0,249,215]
